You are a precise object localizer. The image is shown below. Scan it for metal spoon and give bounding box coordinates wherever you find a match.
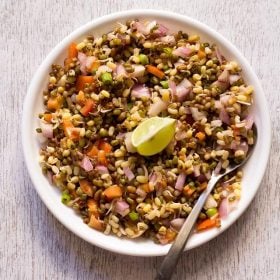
[155,126,256,280]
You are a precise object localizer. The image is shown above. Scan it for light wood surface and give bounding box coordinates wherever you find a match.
[1,0,279,279]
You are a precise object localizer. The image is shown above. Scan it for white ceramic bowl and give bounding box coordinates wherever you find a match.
[22,9,271,256]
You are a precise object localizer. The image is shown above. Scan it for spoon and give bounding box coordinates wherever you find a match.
[155,126,256,280]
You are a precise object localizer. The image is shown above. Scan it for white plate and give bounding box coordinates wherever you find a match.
[22,9,271,256]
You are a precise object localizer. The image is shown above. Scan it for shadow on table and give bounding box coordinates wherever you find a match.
[25,178,259,280]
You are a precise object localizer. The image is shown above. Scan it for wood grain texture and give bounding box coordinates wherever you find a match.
[0,0,279,279]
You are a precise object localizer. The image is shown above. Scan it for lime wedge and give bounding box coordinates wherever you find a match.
[131,117,176,156]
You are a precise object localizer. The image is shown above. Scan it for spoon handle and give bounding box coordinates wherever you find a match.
[155,176,220,280]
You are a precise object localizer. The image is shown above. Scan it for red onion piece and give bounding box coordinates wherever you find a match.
[172,46,192,58]
[229,74,240,85]
[190,107,206,121]
[219,107,230,124]
[136,187,147,198]
[80,156,93,172]
[123,166,135,181]
[175,173,186,191]
[114,200,130,217]
[148,99,167,116]
[244,115,254,130]
[40,122,53,138]
[218,70,230,84]
[219,198,229,219]
[220,94,230,105]
[85,56,96,70]
[131,65,146,78]
[205,195,218,209]
[159,35,175,45]
[131,84,150,98]
[78,52,87,75]
[95,165,109,174]
[175,78,192,102]
[153,24,168,37]
[168,80,177,96]
[214,161,222,175]
[114,63,128,78]
[170,218,185,232]
[125,132,137,153]
[214,100,222,109]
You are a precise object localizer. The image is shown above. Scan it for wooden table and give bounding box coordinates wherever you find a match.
[1,0,279,279]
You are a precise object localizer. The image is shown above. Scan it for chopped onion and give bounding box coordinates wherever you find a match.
[40,121,53,138]
[148,99,167,116]
[218,69,230,84]
[78,52,87,75]
[80,156,93,172]
[85,56,96,70]
[114,200,130,217]
[95,165,109,174]
[211,119,222,127]
[125,132,137,153]
[214,160,222,175]
[193,165,201,177]
[131,84,150,98]
[219,198,229,219]
[172,46,192,58]
[168,80,177,96]
[131,64,146,78]
[219,107,230,124]
[153,24,168,37]
[175,173,186,191]
[175,79,192,102]
[229,74,240,85]
[190,107,206,121]
[114,63,128,78]
[159,35,175,45]
[244,115,254,129]
[123,166,135,181]
[220,94,230,105]
[136,187,147,198]
[204,194,218,209]
[170,218,185,232]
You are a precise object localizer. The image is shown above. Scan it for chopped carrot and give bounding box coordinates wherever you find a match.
[80,179,93,197]
[103,185,123,200]
[165,229,177,242]
[197,49,206,59]
[98,150,107,165]
[87,199,99,218]
[68,42,78,59]
[197,218,218,231]
[76,75,95,91]
[88,215,104,231]
[195,131,206,141]
[43,113,52,123]
[80,99,95,117]
[99,141,112,154]
[62,119,80,141]
[89,60,100,72]
[86,145,99,158]
[146,65,165,79]
[47,95,63,111]
[76,91,86,105]
[141,183,150,193]
[183,185,195,197]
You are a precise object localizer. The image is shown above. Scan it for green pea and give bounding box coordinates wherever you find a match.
[101,72,113,85]
[129,211,139,221]
[139,54,149,65]
[206,208,218,218]
[160,80,169,89]
[61,191,71,204]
